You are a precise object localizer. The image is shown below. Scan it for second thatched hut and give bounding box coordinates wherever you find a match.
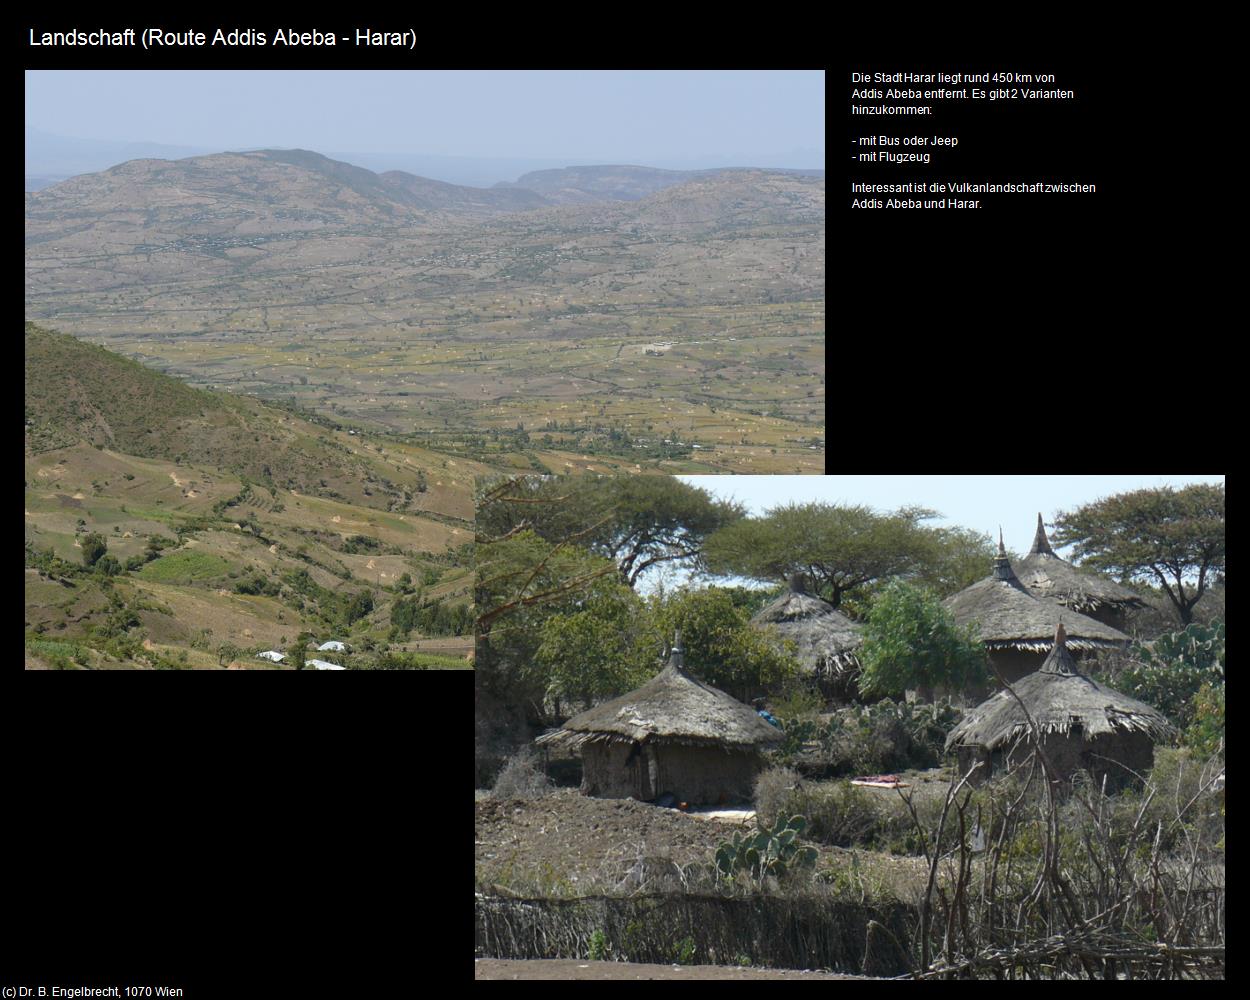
[536,632,783,804]
[945,623,1174,787]
[750,575,863,699]
[944,535,1131,686]
[1014,513,1145,631]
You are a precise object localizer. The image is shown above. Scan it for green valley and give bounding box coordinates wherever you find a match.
[25,322,476,669]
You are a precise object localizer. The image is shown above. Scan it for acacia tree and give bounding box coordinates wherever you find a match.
[475,473,743,589]
[584,475,745,587]
[701,502,938,609]
[1053,483,1225,625]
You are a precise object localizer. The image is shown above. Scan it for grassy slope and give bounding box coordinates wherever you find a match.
[24,325,474,669]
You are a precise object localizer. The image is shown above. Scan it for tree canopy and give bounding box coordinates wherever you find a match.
[701,502,961,609]
[1052,483,1224,625]
[476,473,743,588]
[585,475,745,587]
[533,585,796,711]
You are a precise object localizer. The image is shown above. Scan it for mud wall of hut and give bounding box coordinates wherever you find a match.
[581,741,764,804]
[958,729,1157,789]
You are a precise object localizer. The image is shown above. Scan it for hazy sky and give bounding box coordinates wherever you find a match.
[25,69,824,165]
[638,474,1226,594]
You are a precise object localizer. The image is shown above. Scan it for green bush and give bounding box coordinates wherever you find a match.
[778,699,962,776]
[858,580,986,697]
[80,532,108,567]
[1185,683,1224,756]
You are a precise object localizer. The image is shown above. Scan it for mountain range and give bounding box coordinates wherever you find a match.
[26,146,825,476]
[25,126,824,192]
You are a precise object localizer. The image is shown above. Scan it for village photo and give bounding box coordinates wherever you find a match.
[474,474,1225,980]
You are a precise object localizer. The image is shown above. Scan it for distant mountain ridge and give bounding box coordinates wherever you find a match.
[26,149,824,261]
[25,149,555,233]
[497,163,825,204]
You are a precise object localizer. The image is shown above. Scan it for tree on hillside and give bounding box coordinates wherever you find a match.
[343,590,374,625]
[701,503,937,609]
[1052,483,1225,625]
[856,581,986,699]
[80,532,108,568]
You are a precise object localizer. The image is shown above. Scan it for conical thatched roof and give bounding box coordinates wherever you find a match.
[750,575,863,674]
[943,535,1130,652]
[537,632,784,750]
[945,623,1174,752]
[1015,513,1146,614]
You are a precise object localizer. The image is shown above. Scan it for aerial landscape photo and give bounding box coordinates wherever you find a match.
[24,69,826,671]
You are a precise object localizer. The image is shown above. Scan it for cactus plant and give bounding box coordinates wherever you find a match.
[715,814,818,881]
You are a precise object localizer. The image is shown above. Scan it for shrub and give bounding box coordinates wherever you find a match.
[753,766,802,828]
[1132,746,1224,852]
[768,679,825,722]
[1185,683,1224,756]
[491,750,553,799]
[80,532,108,567]
[754,769,881,848]
[857,580,986,697]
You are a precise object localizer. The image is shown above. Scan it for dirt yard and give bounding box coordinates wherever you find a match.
[475,788,932,896]
[476,789,753,891]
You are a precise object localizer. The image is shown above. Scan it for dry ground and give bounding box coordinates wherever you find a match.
[475,788,932,898]
[474,958,881,980]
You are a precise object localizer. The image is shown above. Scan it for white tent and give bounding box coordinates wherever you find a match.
[308,659,346,671]
[256,651,286,662]
[317,641,348,652]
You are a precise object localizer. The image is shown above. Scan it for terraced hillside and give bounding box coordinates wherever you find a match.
[25,323,477,670]
[25,151,825,473]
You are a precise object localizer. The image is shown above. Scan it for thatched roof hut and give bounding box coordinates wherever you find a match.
[537,632,783,804]
[750,575,862,696]
[945,623,1173,787]
[1014,514,1145,629]
[943,534,1131,685]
